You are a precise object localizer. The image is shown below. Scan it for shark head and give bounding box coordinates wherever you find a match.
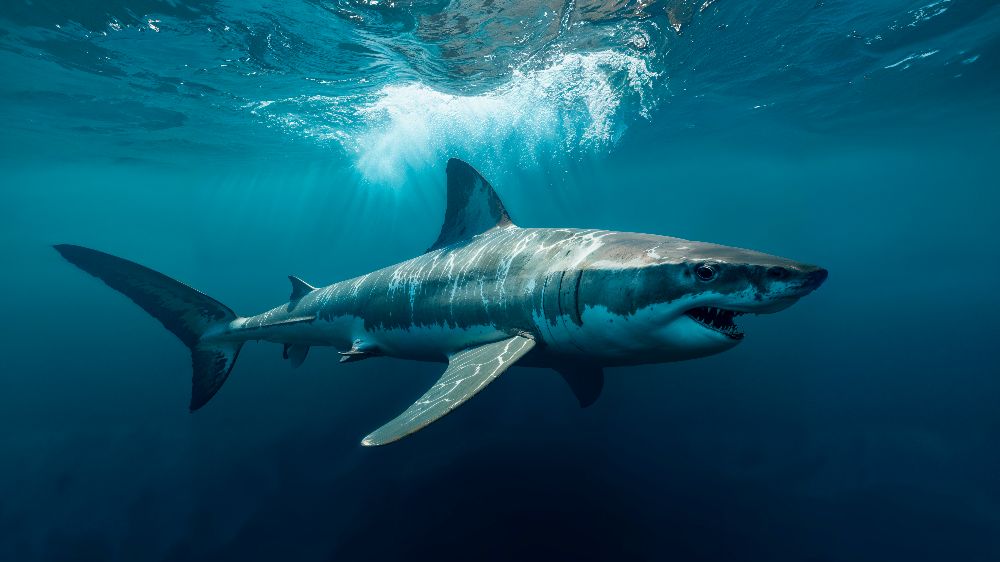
[575,233,828,363]
[660,242,827,343]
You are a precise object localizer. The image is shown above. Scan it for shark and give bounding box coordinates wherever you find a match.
[55,158,827,446]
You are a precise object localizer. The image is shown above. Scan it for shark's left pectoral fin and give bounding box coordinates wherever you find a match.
[361,334,536,446]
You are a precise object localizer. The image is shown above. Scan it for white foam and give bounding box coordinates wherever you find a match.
[251,50,661,186]
[884,49,939,70]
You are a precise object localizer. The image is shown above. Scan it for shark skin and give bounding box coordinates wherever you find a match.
[215,227,826,367]
[56,158,827,446]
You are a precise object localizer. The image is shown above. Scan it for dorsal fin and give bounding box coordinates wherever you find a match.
[427,158,514,252]
[288,275,316,301]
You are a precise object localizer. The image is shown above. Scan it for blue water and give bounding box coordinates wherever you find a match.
[2,1,999,560]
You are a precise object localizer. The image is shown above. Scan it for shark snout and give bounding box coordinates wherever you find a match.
[771,265,828,291]
[763,263,827,288]
[745,264,827,311]
[764,264,827,285]
[790,266,828,294]
[805,267,828,290]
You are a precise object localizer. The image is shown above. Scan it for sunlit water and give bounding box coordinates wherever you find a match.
[2,1,999,561]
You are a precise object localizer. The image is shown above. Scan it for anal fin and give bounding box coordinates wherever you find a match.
[283,344,310,368]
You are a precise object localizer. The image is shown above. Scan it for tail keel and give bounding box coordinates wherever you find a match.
[54,244,243,410]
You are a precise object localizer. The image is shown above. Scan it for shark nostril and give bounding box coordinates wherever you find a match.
[767,266,789,280]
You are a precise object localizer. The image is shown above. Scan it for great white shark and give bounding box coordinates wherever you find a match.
[56,158,827,446]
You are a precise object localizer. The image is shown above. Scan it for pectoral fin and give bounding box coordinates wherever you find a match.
[555,365,604,408]
[361,334,536,446]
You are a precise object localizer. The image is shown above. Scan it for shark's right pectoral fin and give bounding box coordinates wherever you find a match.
[361,334,536,447]
[555,365,604,408]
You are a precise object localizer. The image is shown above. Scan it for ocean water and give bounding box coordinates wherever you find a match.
[2,0,999,560]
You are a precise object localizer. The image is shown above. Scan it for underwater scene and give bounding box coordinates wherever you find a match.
[2,0,999,560]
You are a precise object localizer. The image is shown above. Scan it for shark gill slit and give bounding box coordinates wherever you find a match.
[572,270,584,326]
[555,270,567,322]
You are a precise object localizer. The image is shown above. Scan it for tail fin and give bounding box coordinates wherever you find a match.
[54,244,243,410]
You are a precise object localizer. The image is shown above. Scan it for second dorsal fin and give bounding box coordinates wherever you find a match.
[426,158,514,252]
[288,275,316,301]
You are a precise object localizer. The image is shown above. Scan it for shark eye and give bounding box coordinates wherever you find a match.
[695,264,717,281]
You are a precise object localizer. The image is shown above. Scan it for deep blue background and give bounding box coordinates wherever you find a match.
[2,1,999,561]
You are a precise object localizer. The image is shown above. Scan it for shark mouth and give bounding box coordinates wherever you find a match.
[686,307,745,340]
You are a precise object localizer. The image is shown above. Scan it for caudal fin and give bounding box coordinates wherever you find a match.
[54,244,243,410]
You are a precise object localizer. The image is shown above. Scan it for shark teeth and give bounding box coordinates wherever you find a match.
[685,307,745,340]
